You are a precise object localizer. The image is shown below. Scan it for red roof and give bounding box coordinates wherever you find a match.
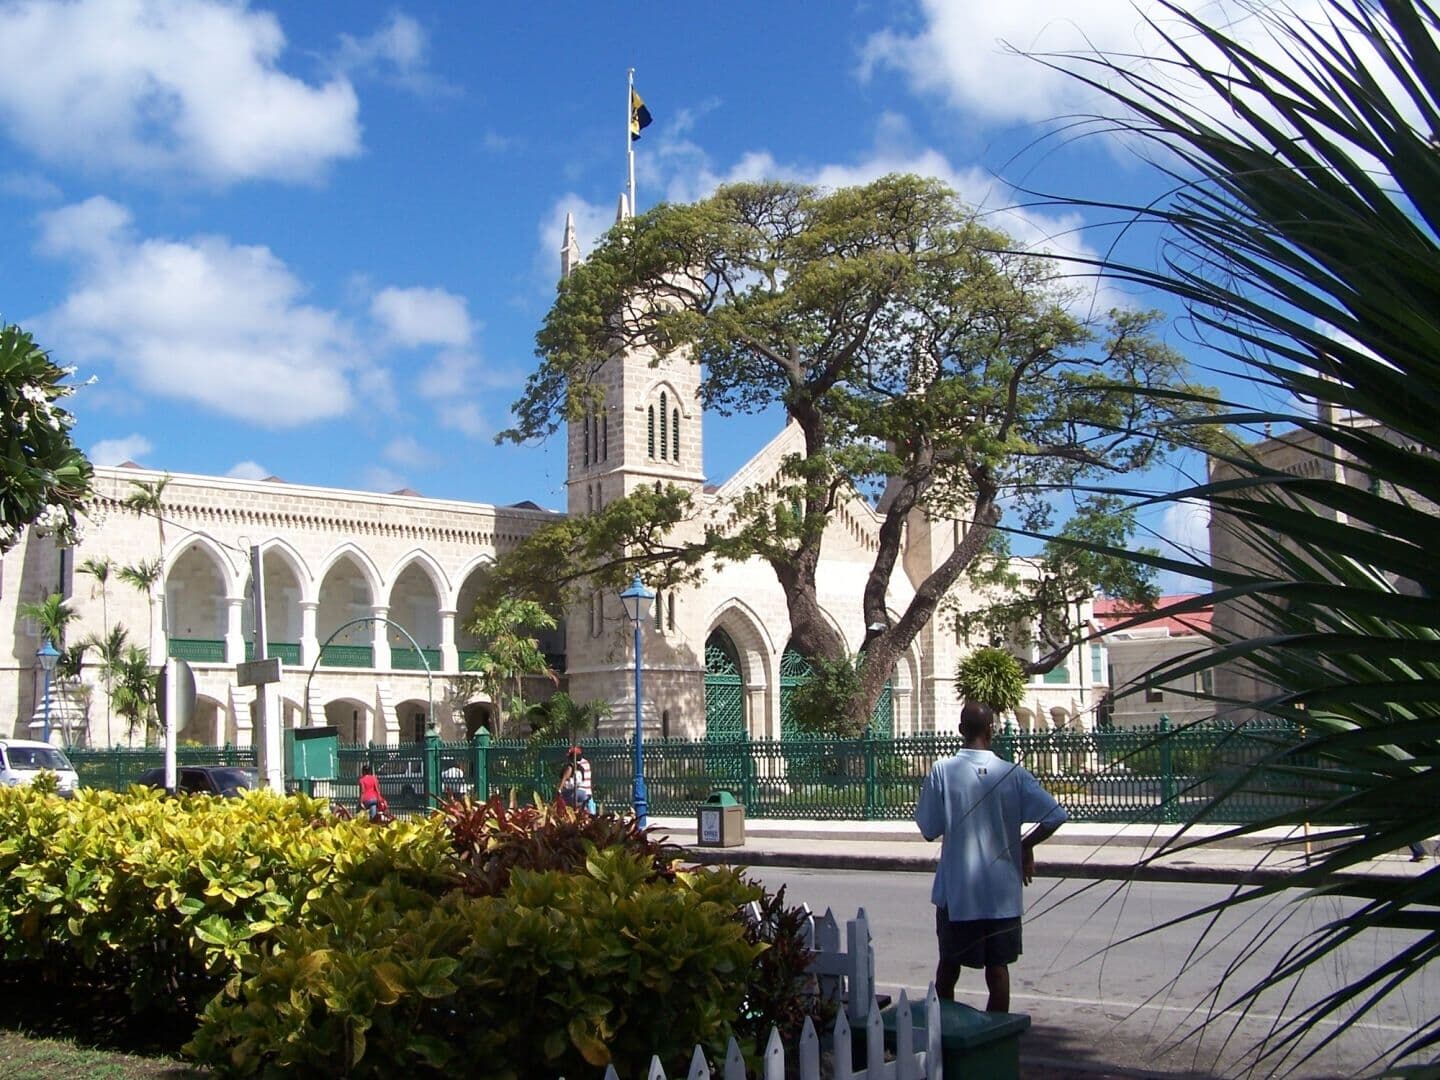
[1094,594,1212,636]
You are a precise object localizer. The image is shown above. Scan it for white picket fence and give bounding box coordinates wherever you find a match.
[602,907,944,1080]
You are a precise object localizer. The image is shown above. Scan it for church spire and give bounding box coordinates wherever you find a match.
[616,192,630,224]
[560,211,581,280]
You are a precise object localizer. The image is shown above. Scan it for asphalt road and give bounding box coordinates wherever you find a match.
[748,867,1436,1079]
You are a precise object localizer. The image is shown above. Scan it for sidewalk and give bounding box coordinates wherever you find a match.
[650,816,1432,884]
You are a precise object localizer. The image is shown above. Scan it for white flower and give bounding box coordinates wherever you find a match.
[20,384,47,404]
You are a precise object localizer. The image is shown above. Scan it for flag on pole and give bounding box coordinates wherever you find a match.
[630,88,653,140]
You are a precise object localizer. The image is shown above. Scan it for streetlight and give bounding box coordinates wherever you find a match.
[36,640,59,744]
[619,575,655,827]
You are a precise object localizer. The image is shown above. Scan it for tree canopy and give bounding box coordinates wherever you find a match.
[498,174,1216,731]
[0,323,92,550]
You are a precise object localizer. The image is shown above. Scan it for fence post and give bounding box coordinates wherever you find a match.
[1158,714,1177,823]
[741,730,758,812]
[424,728,441,807]
[863,729,878,821]
[472,728,490,802]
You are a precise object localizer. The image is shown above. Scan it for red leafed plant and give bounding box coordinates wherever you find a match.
[439,795,681,897]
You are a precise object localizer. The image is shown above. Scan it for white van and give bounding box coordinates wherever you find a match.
[0,739,79,797]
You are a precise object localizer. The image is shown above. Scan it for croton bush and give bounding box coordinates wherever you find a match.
[0,787,823,1076]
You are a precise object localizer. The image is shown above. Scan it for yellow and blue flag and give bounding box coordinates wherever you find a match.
[630,88,653,141]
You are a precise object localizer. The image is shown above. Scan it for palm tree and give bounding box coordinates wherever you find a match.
[17,593,80,741]
[118,558,164,656]
[79,557,115,730]
[79,624,131,742]
[110,643,157,746]
[1041,0,1440,1067]
[122,474,170,550]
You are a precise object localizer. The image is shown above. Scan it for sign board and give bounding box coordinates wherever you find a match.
[237,657,282,687]
[699,807,721,844]
[157,658,196,731]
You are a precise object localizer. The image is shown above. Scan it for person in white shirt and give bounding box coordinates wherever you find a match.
[915,700,1068,1012]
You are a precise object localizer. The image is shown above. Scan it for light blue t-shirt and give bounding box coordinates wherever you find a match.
[915,748,1068,921]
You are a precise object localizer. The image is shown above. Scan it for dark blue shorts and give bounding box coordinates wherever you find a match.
[936,908,1022,968]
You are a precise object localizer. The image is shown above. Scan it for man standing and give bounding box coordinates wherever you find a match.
[915,700,1068,1012]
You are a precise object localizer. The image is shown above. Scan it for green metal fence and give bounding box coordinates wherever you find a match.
[65,719,1311,824]
[69,744,257,791]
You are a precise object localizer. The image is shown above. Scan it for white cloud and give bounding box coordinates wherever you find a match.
[332,12,451,96]
[859,0,1147,123]
[438,402,487,438]
[384,436,433,468]
[0,171,61,200]
[861,0,1375,165]
[359,465,407,493]
[226,460,269,480]
[543,112,1121,313]
[0,0,360,184]
[1159,497,1210,560]
[90,433,152,466]
[37,196,361,427]
[371,286,472,348]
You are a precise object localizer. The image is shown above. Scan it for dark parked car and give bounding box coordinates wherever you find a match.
[135,766,260,797]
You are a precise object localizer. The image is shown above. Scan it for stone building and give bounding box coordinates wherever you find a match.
[3,215,1107,748]
[1095,596,1213,728]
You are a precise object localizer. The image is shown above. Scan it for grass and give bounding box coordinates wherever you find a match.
[0,976,202,1079]
[0,1031,199,1079]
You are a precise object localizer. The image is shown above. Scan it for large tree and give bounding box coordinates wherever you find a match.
[499,175,1214,731]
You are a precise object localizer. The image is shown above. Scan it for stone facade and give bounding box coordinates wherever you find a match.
[3,217,1110,748]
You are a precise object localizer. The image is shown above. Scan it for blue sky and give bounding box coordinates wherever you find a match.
[0,0,1302,572]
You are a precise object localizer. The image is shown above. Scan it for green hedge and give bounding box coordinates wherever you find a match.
[0,787,788,1076]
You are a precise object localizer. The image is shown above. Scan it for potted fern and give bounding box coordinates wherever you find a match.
[956,646,1027,726]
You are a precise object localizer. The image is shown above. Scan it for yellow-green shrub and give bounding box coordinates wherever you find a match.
[188,849,763,1078]
[0,785,454,1010]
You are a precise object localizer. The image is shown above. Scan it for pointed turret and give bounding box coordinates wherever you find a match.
[560,212,581,280]
[616,192,630,223]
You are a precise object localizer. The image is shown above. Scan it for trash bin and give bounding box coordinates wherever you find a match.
[697,790,745,847]
[880,997,1029,1080]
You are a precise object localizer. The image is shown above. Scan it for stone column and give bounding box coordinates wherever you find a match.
[372,606,391,670]
[299,602,319,666]
[439,609,458,672]
[225,597,246,663]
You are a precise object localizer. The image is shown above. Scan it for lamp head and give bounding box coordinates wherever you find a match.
[36,640,60,673]
[619,575,654,625]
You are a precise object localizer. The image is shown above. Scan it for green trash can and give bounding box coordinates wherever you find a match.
[697,790,744,847]
[880,997,1030,1080]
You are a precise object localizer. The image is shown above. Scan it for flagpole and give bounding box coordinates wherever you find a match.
[627,67,636,219]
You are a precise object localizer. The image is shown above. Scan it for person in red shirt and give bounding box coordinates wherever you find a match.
[358,764,383,820]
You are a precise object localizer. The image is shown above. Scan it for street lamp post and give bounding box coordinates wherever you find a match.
[36,640,59,744]
[619,575,655,828]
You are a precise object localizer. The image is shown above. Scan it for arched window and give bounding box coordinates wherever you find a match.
[602,413,609,461]
[672,408,680,461]
[659,392,669,461]
[667,592,676,630]
[591,591,603,637]
[654,589,664,631]
[582,414,590,466]
[586,484,594,513]
[647,406,656,459]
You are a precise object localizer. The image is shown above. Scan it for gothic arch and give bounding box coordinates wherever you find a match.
[252,538,310,590]
[165,534,239,592]
[638,376,693,418]
[315,544,383,603]
[450,553,497,613]
[385,549,450,604]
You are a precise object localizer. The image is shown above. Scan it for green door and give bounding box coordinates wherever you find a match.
[779,647,811,740]
[704,631,745,741]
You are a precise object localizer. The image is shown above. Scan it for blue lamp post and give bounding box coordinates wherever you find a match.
[619,575,655,828]
[36,640,59,743]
